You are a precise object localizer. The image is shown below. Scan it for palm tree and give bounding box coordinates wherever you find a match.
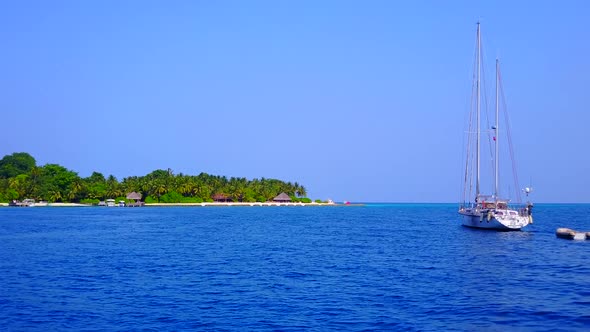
[295,183,307,198]
[192,181,211,200]
[49,190,62,203]
[228,177,247,202]
[28,166,42,199]
[180,178,195,197]
[154,179,167,201]
[8,175,28,199]
[139,178,152,198]
[106,187,121,199]
[106,175,121,198]
[65,189,76,202]
[69,178,84,201]
[122,176,140,194]
[71,178,83,193]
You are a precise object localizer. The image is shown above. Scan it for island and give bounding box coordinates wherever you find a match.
[0,152,334,206]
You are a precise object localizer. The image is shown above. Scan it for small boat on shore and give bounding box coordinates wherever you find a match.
[8,199,36,207]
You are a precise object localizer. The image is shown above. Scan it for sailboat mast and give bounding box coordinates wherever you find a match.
[495,59,499,199]
[476,22,481,200]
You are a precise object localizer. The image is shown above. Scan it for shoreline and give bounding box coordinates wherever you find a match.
[145,202,346,207]
[0,202,91,207]
[0,202,363,207]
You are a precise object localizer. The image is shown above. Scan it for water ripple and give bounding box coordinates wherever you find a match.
[0,205,589,331]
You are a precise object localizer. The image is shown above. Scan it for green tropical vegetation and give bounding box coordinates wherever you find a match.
[0,152,310,204]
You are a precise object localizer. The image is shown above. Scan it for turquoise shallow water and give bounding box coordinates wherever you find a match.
[0,204,589,331]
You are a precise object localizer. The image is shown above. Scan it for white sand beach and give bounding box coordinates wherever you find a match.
[0,202,91,207]
[0,201,358,207]
[45,203,91,207]
[145,202,339,207]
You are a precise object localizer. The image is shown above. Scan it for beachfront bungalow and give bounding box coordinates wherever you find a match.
[212,193,230,202]
[126,192,144,207]
[126,192,142,201]
[273,193,292,203]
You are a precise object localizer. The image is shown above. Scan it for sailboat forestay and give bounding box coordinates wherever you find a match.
[458,23,533,231]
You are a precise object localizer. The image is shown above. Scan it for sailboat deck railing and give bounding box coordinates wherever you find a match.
[459,201,530,217]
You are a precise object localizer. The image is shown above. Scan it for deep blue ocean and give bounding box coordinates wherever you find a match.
[1,204,589,331]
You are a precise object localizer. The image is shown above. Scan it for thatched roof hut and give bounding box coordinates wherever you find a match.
[273,192,292,202]
[126,192,142,200]
[212,193,229,202]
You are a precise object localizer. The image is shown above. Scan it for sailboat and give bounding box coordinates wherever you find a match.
[458,23,533,231]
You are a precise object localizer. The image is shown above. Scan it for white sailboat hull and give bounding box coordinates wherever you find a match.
[459,209,531,231]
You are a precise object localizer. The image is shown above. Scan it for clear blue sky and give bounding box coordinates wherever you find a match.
[1,1,588,203]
